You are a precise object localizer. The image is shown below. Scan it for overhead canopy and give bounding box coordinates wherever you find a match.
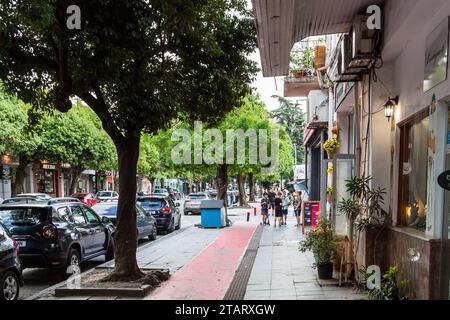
[252,0,384,77]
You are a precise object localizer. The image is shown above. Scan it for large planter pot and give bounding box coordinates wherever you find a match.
[317,262,333,279]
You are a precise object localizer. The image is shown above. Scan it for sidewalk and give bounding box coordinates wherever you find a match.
[29,205,364,300]
[244,212,364,300]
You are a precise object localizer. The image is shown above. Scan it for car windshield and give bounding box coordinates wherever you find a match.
[188,194,207,199]
[97,192,112,197]
[91,204,117,217]
[0,207,49,226]
[153,189,166,194]
[137,198,164,208]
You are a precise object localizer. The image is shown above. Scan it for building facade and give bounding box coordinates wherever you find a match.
[252,0,450,299]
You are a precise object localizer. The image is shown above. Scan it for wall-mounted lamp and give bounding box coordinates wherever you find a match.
[384,96,399,121]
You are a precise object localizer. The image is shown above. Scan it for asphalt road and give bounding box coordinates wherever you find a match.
[20,200,202,300]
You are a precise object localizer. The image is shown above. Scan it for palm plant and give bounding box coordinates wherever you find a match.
[337,175,387,280]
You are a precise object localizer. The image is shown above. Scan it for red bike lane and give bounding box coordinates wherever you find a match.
[145,220,258,300]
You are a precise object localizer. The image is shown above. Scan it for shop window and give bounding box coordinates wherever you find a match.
[398,111,429,231]
[37,170,55,194]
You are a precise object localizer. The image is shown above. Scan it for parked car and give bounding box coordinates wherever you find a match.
[16,193,52,201]
[2,197,46,205]
[91,202,157,241]
[184,193,211,215]
[0,198,115,274]
[71,193,97,207]
[0,223,23,300]
[152,189,169,197]
[95,191,119,202]
[137,195,181,233]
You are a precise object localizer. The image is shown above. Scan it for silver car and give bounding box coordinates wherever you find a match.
[95,191,119,202]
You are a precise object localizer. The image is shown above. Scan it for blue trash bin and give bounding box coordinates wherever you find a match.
[201,200,226,228]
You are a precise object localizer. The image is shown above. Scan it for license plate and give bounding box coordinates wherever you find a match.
[16,240,26,247]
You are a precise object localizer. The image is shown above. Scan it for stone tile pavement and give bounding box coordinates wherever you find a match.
[244,212,365,300]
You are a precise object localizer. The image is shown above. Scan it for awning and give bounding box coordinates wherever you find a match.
[251,0,384,77]
[303,128,316,146]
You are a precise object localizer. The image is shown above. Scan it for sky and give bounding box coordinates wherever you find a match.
[246,1,307,112]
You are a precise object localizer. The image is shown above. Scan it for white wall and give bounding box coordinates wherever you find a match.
[381,0,450,237]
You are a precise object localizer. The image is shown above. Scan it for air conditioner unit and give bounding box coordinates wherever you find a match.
[352,15,376,58]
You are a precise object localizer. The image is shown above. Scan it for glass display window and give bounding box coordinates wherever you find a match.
[398,111,429,231]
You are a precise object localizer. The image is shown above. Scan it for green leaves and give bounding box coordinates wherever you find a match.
[338,175,387,231]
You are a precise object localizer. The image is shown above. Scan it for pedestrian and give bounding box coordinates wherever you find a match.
[274,192,283,227]
[281,190,290,225]
[260,193,270,226]
[293,191,302,227]
[268,187,276,216]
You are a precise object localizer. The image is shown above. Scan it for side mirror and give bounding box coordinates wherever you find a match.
[101,216,110,224]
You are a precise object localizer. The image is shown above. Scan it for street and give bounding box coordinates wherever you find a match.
[20,201,202,300]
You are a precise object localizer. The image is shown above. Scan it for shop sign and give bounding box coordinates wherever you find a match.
[447,130,450,155]
[424,17,449,92]
[61,163,71,169]
[0,166,11,180]
[437,170,450,191]
[42,163,56,170]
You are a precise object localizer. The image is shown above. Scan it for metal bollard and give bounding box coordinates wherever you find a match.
[254,207,256,216]
[247,212,250,221]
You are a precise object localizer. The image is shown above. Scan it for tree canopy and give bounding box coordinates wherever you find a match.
[0,0,258,280]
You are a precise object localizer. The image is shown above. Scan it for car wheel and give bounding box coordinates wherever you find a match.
[0,271,20,300]
[149,224,157,241]
[105,237,115,261]
[64,248,81,277]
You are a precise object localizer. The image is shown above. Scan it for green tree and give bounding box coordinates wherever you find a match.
[38,107,116,195]
[0,87,43,196]
[270,95,305,164]
[0,0,257,280]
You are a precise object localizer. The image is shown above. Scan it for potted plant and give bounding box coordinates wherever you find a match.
[299,219,337,279]
[323,137,340,159]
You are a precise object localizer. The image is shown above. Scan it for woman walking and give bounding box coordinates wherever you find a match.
[293,191,302,227]
[274,192,283,227]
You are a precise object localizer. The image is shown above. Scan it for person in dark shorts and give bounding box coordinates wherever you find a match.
[274,192,283,227]
[268,188,276,216]
[260,193,270,225]
[281,190,290,225]
[293,191,302,227]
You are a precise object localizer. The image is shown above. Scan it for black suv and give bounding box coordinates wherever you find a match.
[0,223,23,300]
[0,198,115,275]
[137,195,181,233]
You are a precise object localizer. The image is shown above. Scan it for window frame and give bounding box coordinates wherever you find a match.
[397,108,430,229]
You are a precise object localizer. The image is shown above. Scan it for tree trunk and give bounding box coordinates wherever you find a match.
[106,134,143,281]
[249,172,255,202]
[69,166,83,195]
[237,172,248,207]
[12,155,29,196]
[216,164,227,201]
[160,178,164,189]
